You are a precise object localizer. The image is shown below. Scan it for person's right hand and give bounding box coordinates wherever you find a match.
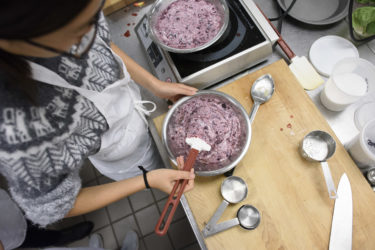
[147,156,195,194]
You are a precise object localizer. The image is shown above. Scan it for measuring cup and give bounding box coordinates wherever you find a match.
[203,205,261,237]
[202,176,261,237]
[300,130,337,199]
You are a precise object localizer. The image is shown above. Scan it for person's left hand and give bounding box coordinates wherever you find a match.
[147,156,195,194]
[151,80,197,103]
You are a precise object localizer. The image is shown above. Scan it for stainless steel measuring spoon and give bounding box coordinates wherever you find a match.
[202,176,260,237]
[300,130,337,199]
[249,74,275,124]
[204,204,261,237]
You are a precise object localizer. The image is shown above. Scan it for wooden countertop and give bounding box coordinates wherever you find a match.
[104,0,137,15]
[152,59,375,249]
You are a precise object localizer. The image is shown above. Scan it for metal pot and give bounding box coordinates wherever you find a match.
[162,90,252,176]
[147,0,230,53]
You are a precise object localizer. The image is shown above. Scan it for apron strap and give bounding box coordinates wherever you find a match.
[28,60,115,123]
[28,36,157,127]
[134,100,157,125]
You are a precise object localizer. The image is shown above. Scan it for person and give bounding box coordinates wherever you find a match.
[0,0,197,228]
[45,232,139,250]
[0,187,138,250]
[0,188,94,250]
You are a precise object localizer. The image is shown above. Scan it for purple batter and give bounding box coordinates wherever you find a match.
[155,0,222,49]
[167,95,243,171]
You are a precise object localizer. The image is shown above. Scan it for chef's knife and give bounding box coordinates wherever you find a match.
[329,173,352,250]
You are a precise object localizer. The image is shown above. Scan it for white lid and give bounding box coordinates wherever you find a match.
[309,35,359,77]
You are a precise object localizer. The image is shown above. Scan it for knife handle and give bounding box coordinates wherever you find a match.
[321,162,337,199]
[255,3,296,60]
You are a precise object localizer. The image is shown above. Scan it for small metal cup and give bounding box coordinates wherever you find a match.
[300,130,338,199]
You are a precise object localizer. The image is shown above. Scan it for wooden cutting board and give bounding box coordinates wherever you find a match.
[104,0,137,15]
[152,60,375,249]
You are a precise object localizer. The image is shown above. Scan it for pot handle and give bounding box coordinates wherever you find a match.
[155,148,199,236]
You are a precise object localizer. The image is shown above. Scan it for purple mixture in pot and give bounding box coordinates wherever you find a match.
[155,0,222,49]
[167,95,243,171]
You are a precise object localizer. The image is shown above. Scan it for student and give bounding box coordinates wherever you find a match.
[0,0,196,227]
[0,188,93,249]
[0,188,137,250]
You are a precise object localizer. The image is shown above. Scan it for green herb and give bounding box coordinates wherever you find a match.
[352,6,375,37]
[355,0,375,4]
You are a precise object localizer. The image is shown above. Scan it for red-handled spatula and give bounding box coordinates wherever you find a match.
[155,137,211,236]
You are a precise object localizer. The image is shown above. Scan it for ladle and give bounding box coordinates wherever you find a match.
[300,130,337,199]
[202,176,260,237]
[249,74,275,123]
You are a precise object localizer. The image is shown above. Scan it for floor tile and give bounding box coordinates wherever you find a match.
[112,215,140,247]
[144,233,174,250]
[151,188,168,201]
[97,175,133,222]
[138,238,147,250]
[168,218,197,249]
[134,205,160,236]
[85,207,110,232]
[82,178,98,188]
[157,198,186,222]
[98,175,115,185]
[80,160,97,184]
[95,225,118,250]
[66,235,90,248]
[129,189,154,211]
[92,163,104,178]
[49,215,85,230]
[182,242,201,250]
[107,197,133,222]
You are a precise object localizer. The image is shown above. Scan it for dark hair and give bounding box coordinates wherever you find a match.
[0,0,91,101]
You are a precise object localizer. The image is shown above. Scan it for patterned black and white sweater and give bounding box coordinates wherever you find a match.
[0,14,122,226]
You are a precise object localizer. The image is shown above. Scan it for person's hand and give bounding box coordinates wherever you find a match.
[151,79,197,103]
[147,156,195,194]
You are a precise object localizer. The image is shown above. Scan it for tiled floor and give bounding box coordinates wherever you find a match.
[18,161,200,250]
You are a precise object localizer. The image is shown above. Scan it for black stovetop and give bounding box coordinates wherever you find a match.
[168,0,266,78]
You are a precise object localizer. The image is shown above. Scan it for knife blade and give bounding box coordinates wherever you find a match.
[329,173,352,250]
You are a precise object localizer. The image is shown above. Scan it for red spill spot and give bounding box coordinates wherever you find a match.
[290,115,294,118]
[287,123,292,129]
[132,13,138,16]
[124,30,131,37]
[127,23,131,26]
[236,33,241,36]
[280,128,283,131]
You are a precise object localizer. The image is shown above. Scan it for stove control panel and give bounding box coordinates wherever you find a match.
[135,16,177,83]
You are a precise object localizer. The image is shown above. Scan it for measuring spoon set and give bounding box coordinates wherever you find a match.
[202,176,261,237]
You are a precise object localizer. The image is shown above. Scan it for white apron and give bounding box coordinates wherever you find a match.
[29,38,161,180]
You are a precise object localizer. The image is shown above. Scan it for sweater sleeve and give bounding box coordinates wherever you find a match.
[9,172,82,227]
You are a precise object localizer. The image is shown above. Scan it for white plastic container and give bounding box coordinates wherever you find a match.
[320,58,375,111]
[354,102,375,130]
[348,119,375,169]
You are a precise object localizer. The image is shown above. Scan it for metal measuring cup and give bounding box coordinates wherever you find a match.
[300,130,337,199]
[202,176,261,237]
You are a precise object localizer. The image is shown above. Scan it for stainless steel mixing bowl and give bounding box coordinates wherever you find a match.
[147,0,230,53]
[162,90,251,176]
